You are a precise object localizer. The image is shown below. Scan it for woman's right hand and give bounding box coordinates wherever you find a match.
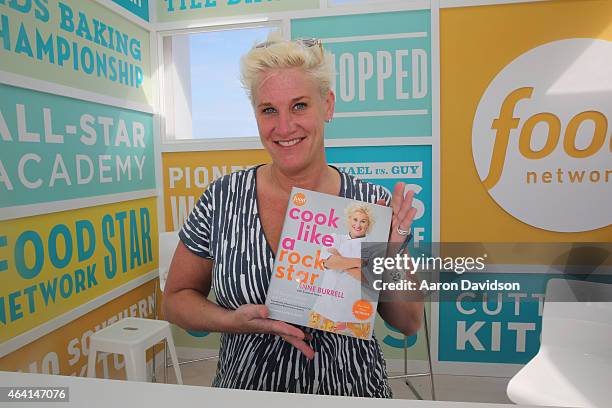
[230,304,315,360]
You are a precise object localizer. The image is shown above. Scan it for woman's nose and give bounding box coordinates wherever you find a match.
[275,111,296,136]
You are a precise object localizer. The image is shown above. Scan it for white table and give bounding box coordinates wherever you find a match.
[0,371,564,408]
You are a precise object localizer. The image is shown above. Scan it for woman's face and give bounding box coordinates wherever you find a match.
[253,67,334,175]
[348,211,369,238]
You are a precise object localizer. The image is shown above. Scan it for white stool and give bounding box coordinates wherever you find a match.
[87,317,183,384]
[507,279,612,408]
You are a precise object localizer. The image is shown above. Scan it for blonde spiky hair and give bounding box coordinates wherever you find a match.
[240,31,335,104]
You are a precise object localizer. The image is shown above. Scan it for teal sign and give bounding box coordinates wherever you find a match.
[438,274,612,364]
[0,84,155,208]
[326,145,433,246]
[293,10,432,139]
[157,0,319,23]
[112,0,150,22]
[438,272,545,364]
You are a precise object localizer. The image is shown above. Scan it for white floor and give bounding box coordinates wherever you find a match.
[154,357,513,404]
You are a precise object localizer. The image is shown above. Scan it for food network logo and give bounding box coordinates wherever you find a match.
[472,39,612,232]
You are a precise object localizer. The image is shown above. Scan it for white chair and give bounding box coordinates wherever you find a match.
[157,231,218,382]
[87,317,183,384]
[507,278,612,408]
[158,231,179,293]
[86,232,184,384]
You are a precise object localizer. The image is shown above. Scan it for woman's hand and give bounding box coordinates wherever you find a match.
[230,304,315,359]
[379,182,417,244]
[375,182,424,336]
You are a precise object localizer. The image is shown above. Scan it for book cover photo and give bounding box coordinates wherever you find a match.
[265,187,392,340]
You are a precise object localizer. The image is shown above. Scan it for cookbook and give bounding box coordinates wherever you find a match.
[265,187,392,340]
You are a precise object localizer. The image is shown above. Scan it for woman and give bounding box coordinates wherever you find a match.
[163,33,423,397]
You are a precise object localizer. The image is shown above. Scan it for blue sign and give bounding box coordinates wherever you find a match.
[293,10,432,139]
[0,84,155,208]
[112,0,150,22]
[438,273,612,364]
[326,145,433,246]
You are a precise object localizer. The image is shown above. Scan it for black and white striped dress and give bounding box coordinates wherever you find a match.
[179,166,393,398]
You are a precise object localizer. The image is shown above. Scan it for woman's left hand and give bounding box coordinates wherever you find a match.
[375,182,424,337]
[378,182,417,244]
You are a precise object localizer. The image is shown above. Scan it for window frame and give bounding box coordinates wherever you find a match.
[156,20,284,151]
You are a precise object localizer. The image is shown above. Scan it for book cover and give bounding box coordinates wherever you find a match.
[265,187,392,340]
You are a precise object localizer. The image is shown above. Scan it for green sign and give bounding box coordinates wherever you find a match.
[292,10,432,139]
[0,0,151,105]
[157,0,319,23]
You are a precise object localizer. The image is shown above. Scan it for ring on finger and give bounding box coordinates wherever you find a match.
[396,225,410,236]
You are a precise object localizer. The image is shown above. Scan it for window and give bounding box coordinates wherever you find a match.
[162,25,278,141]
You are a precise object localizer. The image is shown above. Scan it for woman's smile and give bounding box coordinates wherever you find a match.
[275,137,306,147]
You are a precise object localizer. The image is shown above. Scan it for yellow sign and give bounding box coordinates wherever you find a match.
[162,150,270,231]
[0,197,158,342]
[0,281,158,378]
[440,0,612,242]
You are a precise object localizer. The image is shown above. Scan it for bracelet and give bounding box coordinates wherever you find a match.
[397,233,413,255]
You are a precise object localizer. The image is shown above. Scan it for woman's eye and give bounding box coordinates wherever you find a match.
[294,102,307,110]
[262,107,276,114]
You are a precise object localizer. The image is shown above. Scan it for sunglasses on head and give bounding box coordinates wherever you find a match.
[255,38,323,56]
